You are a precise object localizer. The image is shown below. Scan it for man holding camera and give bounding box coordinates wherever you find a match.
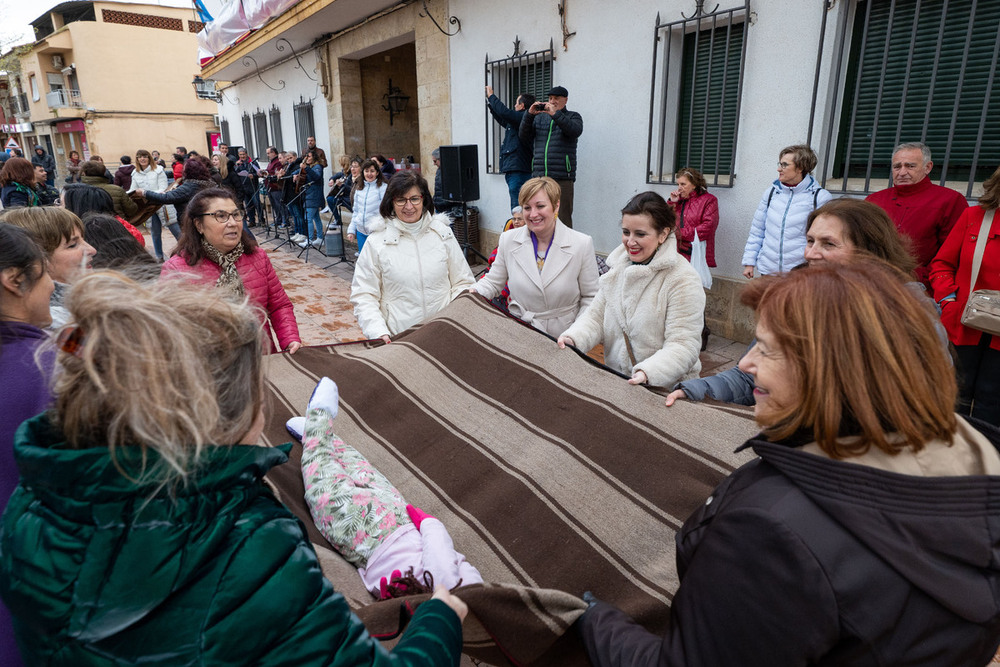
[486,86,534,209]
[519,85,583,227]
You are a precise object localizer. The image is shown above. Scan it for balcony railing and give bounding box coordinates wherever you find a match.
[46,89,84,109]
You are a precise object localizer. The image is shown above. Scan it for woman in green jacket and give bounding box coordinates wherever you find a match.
[0,271,467,665]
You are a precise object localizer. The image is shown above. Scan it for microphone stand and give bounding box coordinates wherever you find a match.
[287,181,328,261]
[321,199,354,269]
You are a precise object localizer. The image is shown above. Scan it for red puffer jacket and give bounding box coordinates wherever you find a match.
[668,190,719,267]
[161,249,301,352]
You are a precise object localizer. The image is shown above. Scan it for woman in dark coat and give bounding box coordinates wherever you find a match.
[0,158,40,209]
[136,155,214,221]
[579,260,1000,667]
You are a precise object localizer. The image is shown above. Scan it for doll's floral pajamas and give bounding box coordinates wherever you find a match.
[300,407,411,567]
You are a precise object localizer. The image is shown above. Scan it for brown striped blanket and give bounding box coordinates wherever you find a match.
[261,293,759,665]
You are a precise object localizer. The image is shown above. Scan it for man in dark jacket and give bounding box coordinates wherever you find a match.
[31,146,56,186]
[486,86,534,209]
[519,85,583,227]
[233,147,261,227]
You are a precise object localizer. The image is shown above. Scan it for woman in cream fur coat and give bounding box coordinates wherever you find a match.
[559,191,705,387]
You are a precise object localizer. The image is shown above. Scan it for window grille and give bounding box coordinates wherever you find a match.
[818,0,1000,197]
[484,40,554,173]
[220,119,230,146]
[241,113,253,157]
[646,3,750,187]
[252,109,268,161]
[293,97,315,156]
[269,105,283,151]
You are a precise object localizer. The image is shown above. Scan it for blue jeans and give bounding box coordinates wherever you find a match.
[288,201,306,236]
[305,207,323,242]
[356,231,368,253]
[149,212,180,260]
[505,171,530,209]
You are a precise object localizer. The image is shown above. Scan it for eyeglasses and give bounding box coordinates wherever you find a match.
[198,210,245,223]
[778,161,795,169]
[393,196,423,207]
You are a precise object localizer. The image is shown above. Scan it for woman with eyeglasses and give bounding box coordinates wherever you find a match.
[741,145,832,278]
[351,171,475,343]
[161,188,301,354]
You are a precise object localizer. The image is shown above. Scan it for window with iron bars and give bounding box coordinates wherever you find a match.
[647,2,749,187]
[269,105,283,152]
[252,110,268,161]
[817,0,1000,197]
[241,113,253,158]
[220,119,230,147]
[484,40,554,174]
[293,97,315,157]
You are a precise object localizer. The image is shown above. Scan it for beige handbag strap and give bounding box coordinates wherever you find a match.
[969,209,996,291]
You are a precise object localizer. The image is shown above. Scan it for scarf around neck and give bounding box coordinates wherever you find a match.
[201,238,245,297]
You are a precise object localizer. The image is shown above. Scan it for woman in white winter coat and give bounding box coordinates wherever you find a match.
[346,159,387,254]
[558,191,705,387]
[350,171,475,342]
[129,149,175,261]
[741,144,832,278]
[474,177,600,336]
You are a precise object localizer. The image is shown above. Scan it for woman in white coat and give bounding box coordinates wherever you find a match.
[129,149,175,261]
[346,159,387,254]
[474,177,599,336]
[350,171,474,343]
[741,144,832,278]
[558,191,705,387]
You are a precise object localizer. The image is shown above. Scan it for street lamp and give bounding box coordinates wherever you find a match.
[381,78,409,125]
[192,76,222,102]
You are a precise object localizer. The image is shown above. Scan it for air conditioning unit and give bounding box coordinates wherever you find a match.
[51,55,64,69]
[212,114,221,126]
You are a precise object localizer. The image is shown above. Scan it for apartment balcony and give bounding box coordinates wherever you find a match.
[11,93,31,116]
[46,89,84,109]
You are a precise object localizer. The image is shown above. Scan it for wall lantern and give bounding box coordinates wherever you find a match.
[381,78,409,125]
[192,76,222,102]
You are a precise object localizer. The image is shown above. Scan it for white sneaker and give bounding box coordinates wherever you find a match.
[321,207,331,214]
[291,234,306,243]
[353,251,360,258]
[297,239,310,248]
[311,238,323,247]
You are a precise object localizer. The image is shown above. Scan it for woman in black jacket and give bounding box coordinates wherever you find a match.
[578,260,1000,667]
[0,158,40,208]
[136,155,214,222]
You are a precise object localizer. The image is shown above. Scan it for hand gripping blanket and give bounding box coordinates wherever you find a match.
[261,293,758,665]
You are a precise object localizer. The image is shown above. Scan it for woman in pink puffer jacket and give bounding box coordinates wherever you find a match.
[161,187,301,353]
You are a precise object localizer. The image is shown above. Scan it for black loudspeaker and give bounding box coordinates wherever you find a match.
[439,144,479,202]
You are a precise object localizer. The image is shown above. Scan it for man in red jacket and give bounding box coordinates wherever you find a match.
[866,141,968,287]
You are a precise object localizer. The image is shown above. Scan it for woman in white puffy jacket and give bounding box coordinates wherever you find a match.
[128,149,175,261]
[741,144,832,278]
[558,191,705,387]
[346,159,387,254]
[350,171,475,342]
